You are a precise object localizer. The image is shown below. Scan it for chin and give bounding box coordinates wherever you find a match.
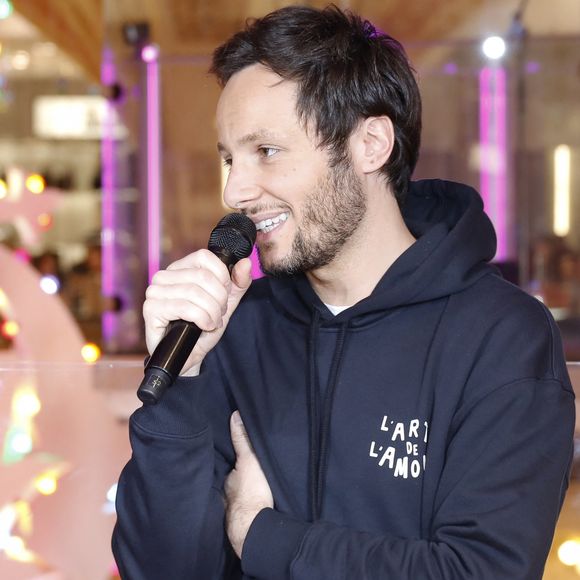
[257,248,296,278]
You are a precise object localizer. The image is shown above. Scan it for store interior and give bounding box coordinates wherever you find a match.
[0,0,579,577]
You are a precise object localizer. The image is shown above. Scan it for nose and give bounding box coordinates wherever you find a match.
[222,162,262,210]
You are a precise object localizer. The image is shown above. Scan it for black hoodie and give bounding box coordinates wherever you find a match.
[113,179,575,580]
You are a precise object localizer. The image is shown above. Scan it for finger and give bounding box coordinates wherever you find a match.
[145,282,229,317]
[143,296,224,355]
[230,411,253,459]
[143,323,165,356]
[150,267,231,299]
[167,249,231,286]
[144,297,223,332]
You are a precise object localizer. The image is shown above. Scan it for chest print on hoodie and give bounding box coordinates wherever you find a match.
[369,414,429,479]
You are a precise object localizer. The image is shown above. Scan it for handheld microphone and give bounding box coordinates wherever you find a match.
[137,213,257,405]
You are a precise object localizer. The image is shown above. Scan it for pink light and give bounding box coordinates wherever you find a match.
[13,248,30,263]
[479,68,492,225]
[479,66,508,261]
[496,68,507,261]
[101,48,116,341]
[145,47,161,282]
[141,44,159,64]
[250,246,263,279]
[443,62,458,76]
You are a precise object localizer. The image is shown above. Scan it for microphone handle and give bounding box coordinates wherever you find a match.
[137,321,203,405]
[136,248,235,406]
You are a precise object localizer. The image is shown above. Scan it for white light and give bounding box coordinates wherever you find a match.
[0,505,17,550]
[558,539,580,566]
[141,44,159,63]
[7,167,24,199]
[102,501,116,515]
[482,36,506,60]
[553,145,571,237]
[4,535,34,563]
[13,388,41,418]
[40,275,60,295]
[10,433,32,454]
[11,50,30,71]
[33,95,128,140]
[106,483,118,503]
[0,0,13,20]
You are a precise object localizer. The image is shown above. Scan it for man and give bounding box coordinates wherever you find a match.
[112,5,575,579]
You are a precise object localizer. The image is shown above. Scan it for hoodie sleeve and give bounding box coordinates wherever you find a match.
[241,377,575,580]
[111,358,240,580]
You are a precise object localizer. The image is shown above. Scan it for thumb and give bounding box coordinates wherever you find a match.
[230,257,253,294]
[223,258,253,321]
[230,410,253,459]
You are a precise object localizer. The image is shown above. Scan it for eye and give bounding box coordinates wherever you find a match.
[259,146,279,159]
[222,157,232,169]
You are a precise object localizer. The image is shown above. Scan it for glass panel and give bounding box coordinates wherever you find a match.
[0,360,142,579]
[100,30,580,358]
[412,36,580,360]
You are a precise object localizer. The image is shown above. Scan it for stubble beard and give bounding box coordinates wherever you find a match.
[258,158,367,278]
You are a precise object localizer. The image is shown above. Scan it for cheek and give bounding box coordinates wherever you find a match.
[265,154,328,206]
[275,170,318,200]
[270,165,299,187]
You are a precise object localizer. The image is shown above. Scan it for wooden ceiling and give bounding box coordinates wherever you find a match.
[11,0,579,82]
[12,0,102,80]
[105,0,487,52]
[12,0,492,81]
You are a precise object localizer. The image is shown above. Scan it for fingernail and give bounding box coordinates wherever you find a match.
[233,410,243,425]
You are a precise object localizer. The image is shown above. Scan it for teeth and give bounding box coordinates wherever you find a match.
[255,212,288,233]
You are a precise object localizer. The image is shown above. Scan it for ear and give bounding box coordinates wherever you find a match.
[350,116,395,175]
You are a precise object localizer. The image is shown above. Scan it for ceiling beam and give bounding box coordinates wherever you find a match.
[13,0,102,81]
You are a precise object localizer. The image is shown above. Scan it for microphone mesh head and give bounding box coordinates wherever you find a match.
[208,213,257,261]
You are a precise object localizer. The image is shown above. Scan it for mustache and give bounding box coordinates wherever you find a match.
[242,204,290,217]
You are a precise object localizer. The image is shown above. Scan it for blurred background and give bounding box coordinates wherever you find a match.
[0,0,578,577]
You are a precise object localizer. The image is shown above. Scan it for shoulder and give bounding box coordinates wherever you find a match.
[464,273,556,337]
[449,272,570,387]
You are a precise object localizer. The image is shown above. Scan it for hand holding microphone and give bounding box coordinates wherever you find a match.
[138,213,257,404]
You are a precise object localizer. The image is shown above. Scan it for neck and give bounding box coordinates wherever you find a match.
[306,191,415,306]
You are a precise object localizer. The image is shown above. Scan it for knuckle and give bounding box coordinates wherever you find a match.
[197,248,215,262]
[166,252,195,270]
[145,285,157,299]
[195,267,214,285]
[185,304,212,329]
[168,249,210,271]
[150,270,165,284]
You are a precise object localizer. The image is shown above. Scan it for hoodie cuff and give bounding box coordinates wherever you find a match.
[241,508,310,579]
[131,376,208,436]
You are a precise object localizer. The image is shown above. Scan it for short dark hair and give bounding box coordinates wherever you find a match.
[210,4,422,204]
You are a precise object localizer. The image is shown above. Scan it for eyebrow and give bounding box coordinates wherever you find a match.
[217,129,283,155]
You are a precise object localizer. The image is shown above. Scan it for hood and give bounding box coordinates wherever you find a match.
[268,179,497,326]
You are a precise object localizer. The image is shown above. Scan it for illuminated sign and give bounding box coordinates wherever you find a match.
[32,95,128,140]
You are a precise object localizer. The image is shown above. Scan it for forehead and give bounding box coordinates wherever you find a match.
[216,64,303,142]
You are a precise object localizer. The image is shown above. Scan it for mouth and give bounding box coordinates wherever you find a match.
[254,212,289,234]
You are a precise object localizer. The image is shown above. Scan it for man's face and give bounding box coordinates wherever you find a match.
[216,64,366,276]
